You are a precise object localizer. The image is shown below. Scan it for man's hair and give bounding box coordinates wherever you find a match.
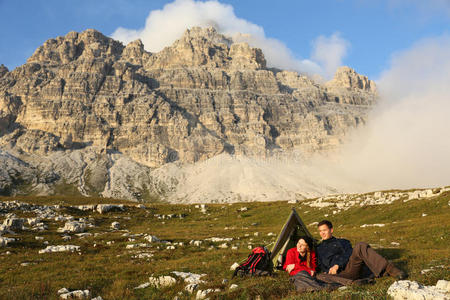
[318,220,333,229]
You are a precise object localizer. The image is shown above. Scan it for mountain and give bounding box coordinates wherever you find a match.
[0,27,377,201]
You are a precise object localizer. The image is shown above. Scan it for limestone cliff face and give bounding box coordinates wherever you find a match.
[0,27,377,200]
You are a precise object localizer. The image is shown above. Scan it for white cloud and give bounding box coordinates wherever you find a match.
[111,0,347,77]
[327,34,450,190]
[311,33,350,79]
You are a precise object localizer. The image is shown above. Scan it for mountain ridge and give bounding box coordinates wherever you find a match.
[0,27,377,201]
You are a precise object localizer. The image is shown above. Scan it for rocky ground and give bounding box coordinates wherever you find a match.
[0,187,448,299]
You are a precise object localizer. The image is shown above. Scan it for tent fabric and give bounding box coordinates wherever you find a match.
[270,208,314,269]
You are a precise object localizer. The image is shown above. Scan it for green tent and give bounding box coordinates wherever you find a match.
[270,208,315,269]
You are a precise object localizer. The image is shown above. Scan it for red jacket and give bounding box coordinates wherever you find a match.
[283,247,317,276]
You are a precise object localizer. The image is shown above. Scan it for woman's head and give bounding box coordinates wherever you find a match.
[296,236,313,268]
[296,239,309,254]
[296,236,313,254]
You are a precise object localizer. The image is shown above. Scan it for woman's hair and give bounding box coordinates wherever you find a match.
[298,236,313,268]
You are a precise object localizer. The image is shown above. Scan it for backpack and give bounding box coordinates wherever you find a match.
[232,246,273,278]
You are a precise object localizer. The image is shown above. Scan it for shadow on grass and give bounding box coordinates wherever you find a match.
[376,248,405,260]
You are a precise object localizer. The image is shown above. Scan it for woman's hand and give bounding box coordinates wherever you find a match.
[286,264,295,273]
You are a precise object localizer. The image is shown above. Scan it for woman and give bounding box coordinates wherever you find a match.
[283,236,316,276]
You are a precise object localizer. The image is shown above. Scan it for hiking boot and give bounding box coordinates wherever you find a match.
[385,263,407,280]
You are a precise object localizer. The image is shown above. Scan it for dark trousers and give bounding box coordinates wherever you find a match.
[317,242,388,285]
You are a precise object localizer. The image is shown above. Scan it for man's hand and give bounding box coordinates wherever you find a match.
[328,265,339,274]
[310,270,315,277]
[286,264,295,273]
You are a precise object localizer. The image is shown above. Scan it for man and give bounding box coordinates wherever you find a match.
[315,220,406,285]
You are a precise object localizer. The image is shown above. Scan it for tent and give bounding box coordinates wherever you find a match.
[269,208,315,269]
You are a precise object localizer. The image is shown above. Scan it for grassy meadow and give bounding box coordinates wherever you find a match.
[0,190,449,299]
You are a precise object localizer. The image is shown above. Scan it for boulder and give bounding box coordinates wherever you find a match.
[111,222,120,230]
[185,283,198,294]
[57,221,86,233]
[2,217,24,231]
[60,289,90,299]
[148,275,177,288]
[172,271,206,284]
[96,204,125,214]
[144,235,160,243]
[387,280,450,300]
[0,237,15,247]
[39,245,80,254]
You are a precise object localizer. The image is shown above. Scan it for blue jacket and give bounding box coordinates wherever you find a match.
[316,237,353,273]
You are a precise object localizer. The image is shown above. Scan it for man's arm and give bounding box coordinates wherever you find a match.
[316,245,329,273]
[331,239,353,271]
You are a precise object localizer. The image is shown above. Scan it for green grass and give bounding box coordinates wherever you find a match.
[0,191,448,299]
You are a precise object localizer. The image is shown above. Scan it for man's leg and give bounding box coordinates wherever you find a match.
[336,242,386,280]
[340,242,406,279]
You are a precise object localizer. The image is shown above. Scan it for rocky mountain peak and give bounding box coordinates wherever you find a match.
[145,26,266,70]
[27,28,124,65]
[0,64,8,77]
[326,66,376,92]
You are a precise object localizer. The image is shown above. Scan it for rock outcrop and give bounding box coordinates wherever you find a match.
[0,27,377,201]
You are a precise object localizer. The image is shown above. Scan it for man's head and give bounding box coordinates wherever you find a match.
[317,220,333,240]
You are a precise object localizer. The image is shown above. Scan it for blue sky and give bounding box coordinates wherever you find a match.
[0,0,449,79]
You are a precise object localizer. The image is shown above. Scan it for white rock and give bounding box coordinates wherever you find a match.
[391,242,400,246]
[229,284,238,290]
[62,235,72,241]
[0,237,15,247]
[144,235,160,243]
[75,233,92,238]
[39,245,80,254]
[219,243,228,249]
[205,237,233,242]
[134,282,150,289]
[267,232,276,236]
[185,283,198,294]
[436,280,450,292]
[190,240,202,247]
[2,218,24,231]
[111,222,120,230]
[230,262,240,271]
[75,205,96,212]
[57,288,69,295]
[27,218,41,226]
[360,224,385,228]
[148,275,177,288]
[387,280,450,300]
[96,204,124,214]
[35,236,44,240]
[57,221,86,233]
[167,245,175,250]
[60,290,90,299]
[172,271,206,284]
[91,297,103,300]
[196,289,216,300]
